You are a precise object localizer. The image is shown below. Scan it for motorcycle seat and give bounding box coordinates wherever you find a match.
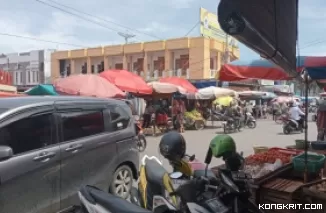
[80,185,151,213]
[145,158,167,186]
[193,169,217,179]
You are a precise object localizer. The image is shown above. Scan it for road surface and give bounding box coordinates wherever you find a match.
[141,118,317,171]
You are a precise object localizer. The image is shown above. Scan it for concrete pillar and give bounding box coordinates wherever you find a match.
[143,52,148,78]
[70,59,75,75]
[122,55,127,70]
[164,49,172,71]
[51,59,60,83]
[188,37,210,79]
[87,57,91,73]
[216,51,222,71]
[104,56,109,70]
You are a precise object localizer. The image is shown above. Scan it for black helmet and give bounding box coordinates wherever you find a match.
[159,131,186,161]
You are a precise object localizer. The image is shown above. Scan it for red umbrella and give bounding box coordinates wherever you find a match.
[159,77,198,93]
[99,70,152,94]
[54,74,125,98]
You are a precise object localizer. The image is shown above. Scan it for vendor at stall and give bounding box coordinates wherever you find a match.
[142,100,154,128]
[172,100,182,132]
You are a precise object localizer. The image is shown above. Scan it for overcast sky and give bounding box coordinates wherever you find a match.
[0,0,325,61]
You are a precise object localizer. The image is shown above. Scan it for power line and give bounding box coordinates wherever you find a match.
[46,0,162,40]
[0,32,85,47]
[35,0,140,42]
[184,21,200,36]
[300,39,326,50]
[37,0,161,40]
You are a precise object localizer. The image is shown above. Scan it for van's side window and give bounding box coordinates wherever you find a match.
[0,113,53,155]
[60,110,104,141]
[109,105,130,131]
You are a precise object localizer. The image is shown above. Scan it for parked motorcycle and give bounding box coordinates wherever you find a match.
[136,120,147,152]
[129,155,179,210]
[244,112,256,129]
[283,116,304,135]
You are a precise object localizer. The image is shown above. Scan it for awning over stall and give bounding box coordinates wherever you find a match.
[217,0,299,77]
[218,59,291,81]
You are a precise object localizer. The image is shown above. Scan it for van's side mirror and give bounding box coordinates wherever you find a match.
[0,146,13,161]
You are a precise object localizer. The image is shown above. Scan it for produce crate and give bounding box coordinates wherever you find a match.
[301,179,326,212]
[250,163,293,185]
[259,178,303,213]
[211,164,293,205]
[293,153,325,173]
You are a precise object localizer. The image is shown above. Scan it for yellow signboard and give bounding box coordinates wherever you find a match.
[199,8,238,48]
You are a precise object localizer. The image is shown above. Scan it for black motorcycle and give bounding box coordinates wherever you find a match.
[283,115,304,135]
[223,116,241,134]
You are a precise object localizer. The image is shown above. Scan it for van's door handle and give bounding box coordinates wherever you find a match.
[65,144,83,152]
[33,152,55,162]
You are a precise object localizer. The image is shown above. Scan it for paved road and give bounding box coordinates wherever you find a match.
[141,118,318,171]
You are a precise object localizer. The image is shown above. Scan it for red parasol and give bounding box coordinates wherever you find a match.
[99,70,152,94]
[159,77,198,93]
[53,74,125,98]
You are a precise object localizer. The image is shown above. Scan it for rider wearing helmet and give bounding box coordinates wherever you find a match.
[209,134,243,171]
[159,131,186,161]
[288,100,305,129]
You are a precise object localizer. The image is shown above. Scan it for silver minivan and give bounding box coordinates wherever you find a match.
[0,96,139,213]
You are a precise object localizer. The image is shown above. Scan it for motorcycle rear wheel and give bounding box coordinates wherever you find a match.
[247,121,256,129]
[137,134,147,152]
[283,127,291,135]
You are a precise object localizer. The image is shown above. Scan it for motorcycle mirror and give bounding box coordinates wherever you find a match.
[169,171,183,179]
[204,148,213,165]
[189,154,195,161]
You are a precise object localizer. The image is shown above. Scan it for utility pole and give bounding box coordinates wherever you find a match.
[118,32,136,44]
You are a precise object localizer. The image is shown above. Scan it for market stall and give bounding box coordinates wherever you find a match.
[184,86,237,129]
[25,84,58,96]
[144,81,186,135]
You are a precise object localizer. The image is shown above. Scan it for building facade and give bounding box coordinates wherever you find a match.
[51,37,240,82]
[0,49,55,91]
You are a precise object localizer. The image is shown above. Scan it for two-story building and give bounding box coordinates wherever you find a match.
[0,49,55,91]
[51,37,240,84]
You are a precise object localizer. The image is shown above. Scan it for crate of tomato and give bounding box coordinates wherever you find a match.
[245,147,303,165]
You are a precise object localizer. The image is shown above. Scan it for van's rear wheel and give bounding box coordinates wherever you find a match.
[110,165,133,199]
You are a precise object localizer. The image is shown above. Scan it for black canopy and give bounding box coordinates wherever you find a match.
[218,0,299,78]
